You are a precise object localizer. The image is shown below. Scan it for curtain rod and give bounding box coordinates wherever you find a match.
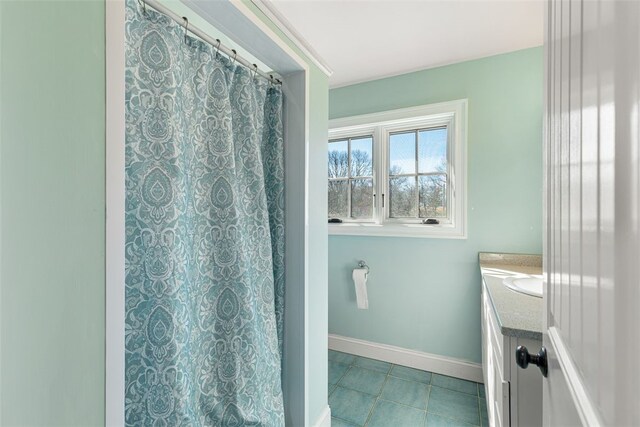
[138,0,282,85]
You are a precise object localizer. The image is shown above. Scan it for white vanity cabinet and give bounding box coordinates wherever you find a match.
[481,281,542,427]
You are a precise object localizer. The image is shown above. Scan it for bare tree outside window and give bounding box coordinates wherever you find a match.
[418,163,447,218]
[388,127,448,219]
[328,137,373,219]
[328,125,450,222]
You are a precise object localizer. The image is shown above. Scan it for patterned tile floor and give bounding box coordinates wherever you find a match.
[328,350,489,427]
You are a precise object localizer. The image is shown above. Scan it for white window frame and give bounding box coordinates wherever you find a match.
[328,129,377,223]
[328,99,467,239]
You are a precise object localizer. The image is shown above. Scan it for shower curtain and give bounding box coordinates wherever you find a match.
[124,2,285,425]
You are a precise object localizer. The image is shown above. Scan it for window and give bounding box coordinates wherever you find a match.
[327,100,467,238]
[328,136,374,219]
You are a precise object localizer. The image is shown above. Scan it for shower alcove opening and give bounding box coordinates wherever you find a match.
[106,1,316,424]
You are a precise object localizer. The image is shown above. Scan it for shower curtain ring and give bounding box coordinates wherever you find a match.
[269,74,274,87]
[251,64,258,80]
[214,39,221,57]
[137,0,146,14]
[231,49,237,65]
[182,17,189,43]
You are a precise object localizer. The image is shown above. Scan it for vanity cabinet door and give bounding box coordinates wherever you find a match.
[482,284,511,427]
[496,378,511,427]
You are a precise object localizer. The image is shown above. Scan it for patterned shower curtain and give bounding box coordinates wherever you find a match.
[124,2,285,425]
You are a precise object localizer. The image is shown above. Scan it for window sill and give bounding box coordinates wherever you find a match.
[328,222,467,239]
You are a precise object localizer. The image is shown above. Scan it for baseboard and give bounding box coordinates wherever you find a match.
[328,334,483,383]
[312,406,331,427]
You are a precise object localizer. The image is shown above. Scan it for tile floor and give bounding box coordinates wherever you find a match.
[328,350,489,427]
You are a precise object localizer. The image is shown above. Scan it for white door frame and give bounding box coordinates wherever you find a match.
[105,1,311,424]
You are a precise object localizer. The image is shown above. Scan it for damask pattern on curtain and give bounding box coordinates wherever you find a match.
[124,1,285,425]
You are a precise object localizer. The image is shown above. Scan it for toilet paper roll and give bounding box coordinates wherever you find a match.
[352,268,369,309]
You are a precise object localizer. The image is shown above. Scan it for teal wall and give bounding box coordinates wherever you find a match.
[328,47,543,364]
[0,1,106,425]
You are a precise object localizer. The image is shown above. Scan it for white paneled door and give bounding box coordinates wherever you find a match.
[541,0,640,425]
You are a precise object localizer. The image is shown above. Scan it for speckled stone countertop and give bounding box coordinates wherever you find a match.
[479,252,543,341]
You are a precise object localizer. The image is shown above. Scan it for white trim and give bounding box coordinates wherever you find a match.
[328,222,467,239]
[250,0,333,77]
[105,1,126,425]
[303,74,311,427]
[547,327,603,426]
[312,406,331,427]
[328,100,468,239]
[328,334,483,383]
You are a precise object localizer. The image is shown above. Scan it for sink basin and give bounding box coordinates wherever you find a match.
[503,275,543,298]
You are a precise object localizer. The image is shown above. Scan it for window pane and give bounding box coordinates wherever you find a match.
[351,178,373,219]
[328,180,348,218]
[350,137,373,177]
[419,174,447,218]
[328,140,348,178]
[389,132,416,175]
[389,176,417,217]
[418,128,448,173]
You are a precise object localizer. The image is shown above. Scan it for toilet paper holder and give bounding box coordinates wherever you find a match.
[357,260,369,273]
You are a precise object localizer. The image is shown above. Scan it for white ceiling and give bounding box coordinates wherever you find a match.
[266,0,544,88]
